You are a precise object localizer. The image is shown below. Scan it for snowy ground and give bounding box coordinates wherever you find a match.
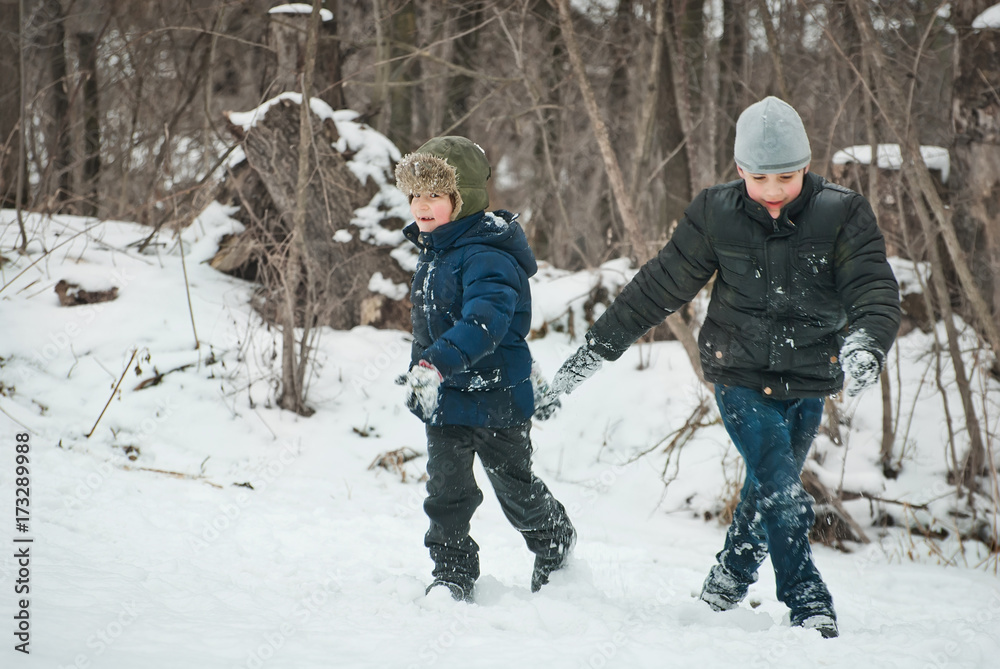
[1,208,998,669]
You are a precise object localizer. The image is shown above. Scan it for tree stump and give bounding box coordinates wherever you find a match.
[216,97,411,331]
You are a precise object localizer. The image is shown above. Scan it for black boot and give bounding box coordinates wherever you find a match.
[796,614,839,639]
[425,579,473,602]
[699,564,749,612]
[531,526,576,592]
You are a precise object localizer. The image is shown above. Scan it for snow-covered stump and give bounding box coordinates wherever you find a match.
[215,95,413,331]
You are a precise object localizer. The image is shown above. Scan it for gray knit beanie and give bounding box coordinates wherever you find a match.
[734,97,811,174]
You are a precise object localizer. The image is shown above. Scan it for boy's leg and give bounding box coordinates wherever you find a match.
[701,473,768,610]
[473,423,575,590]
[703,390,826,609]
[423,425,483,598]
[711,386,835,625]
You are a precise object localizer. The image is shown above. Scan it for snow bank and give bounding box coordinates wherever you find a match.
[973,4,1000,29]
[268,3,334,22]
[832,144,950,184]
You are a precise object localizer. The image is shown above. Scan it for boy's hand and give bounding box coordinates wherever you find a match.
[550,344,604,397]
[396,361,443,419]
[533,392,562,420]
[529,361,561,420]
[841,349,879,397]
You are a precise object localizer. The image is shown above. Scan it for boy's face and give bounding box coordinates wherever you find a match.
[410,192,454,232]
[737,166,807,219]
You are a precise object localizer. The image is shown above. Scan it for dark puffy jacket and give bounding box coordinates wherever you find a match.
[587,172,901,398]
[405,209,536,426]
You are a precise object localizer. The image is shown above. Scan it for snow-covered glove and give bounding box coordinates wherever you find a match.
[550,344,604,398]
[841,348,880,397]
[395,361,442,419]
[530,361,561,421]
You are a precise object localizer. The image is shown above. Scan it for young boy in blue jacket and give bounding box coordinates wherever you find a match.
[542,98,901,637]
[395,136,575,602]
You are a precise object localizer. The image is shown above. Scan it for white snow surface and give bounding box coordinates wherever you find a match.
[1,207,998,669]
[832,144,951,184]
[367,272,408,301]
[268,3,334,22]
[973,4,1000,29]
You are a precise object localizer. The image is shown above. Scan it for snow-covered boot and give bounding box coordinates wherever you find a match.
[531,526,576,592]
[699,564,750,611]
[425,579,473,602]
[798,614,839,639]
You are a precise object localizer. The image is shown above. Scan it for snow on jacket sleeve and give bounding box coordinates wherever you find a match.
[588,194,717,361]
[832,194,901,364]
[419,248,520,380]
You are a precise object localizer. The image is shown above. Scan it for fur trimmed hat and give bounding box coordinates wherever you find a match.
[394,136,491,221]
[734,96,811,174]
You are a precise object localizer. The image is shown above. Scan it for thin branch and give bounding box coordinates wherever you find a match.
[86,348,138,439]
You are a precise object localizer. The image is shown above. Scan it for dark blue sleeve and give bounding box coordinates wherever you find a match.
[420,248,520,379]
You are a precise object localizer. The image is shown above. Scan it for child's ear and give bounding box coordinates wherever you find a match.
[736,165,746,179]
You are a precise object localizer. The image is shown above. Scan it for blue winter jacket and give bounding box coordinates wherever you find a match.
[404,209,537,427]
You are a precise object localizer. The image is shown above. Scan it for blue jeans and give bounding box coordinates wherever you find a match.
[713,385,835,622]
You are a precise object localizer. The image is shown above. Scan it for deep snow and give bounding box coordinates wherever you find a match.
[1,206,998,669]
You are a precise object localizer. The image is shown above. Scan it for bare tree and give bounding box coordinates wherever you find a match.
[839,0,988,494]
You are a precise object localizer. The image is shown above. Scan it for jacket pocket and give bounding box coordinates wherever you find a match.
[794,243,833,276]
[715,247,765,305]
[447,367,504,391]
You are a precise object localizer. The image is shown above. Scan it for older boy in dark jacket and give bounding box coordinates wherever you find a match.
[543,97,901,638]
[395,136,575,602]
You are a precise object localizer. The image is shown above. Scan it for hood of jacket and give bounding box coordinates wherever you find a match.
[404,209,538,278]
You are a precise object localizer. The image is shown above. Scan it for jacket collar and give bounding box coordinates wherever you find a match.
[741,171,819,233]
[403,211,486,251]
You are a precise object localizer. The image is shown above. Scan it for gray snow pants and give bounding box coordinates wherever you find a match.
[423,423,574,590]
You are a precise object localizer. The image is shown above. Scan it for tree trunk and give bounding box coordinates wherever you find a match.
[77,31,101,217]
[40,0,72,211]
[318,0,346,110]
[950,1,1000,323]
[0,1,23,209]
[276,0,324,416]
[388,0,417,149]
[716,0,748,177]
[515,0,572,266]
[443,1,482,136]
[664,0,715,195]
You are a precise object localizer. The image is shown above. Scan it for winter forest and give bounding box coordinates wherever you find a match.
[1,0,1000,667]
